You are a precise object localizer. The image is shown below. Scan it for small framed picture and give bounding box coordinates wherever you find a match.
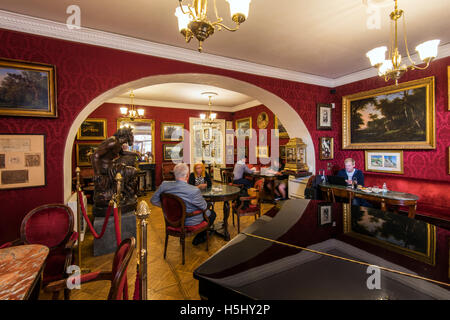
[163,144,183,161]
[317,103,332,130]
[235,117,252,138]
[274,116,289,138]
[76,143,99,166]
[318,203,333,226]
[203,128,212,141]
[161,122,184,142]
[280,145,286,159]
[226,121,233,130]
[319,137,334,160]
[365,150,404,174]
[256,146,269,158]
[77,118,107,140]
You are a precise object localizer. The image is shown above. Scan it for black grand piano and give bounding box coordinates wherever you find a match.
[194,199,450,300]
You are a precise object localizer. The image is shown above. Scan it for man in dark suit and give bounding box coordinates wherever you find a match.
[337,158,365,186]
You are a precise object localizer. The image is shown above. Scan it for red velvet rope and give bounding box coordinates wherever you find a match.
[78,191,113,239]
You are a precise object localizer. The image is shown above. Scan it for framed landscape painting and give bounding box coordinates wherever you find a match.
[235,117,252,138]
[76,143,99,166]
[0,134,46,190]
[0,58,57,118]
[163,144,183,161]
[365,150,403,174]
[161,122,184,142]
[77,118,107,140]
[342,77,435,149]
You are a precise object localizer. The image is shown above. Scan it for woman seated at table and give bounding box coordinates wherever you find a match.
[265,159,288,200]
[188,163,212,190]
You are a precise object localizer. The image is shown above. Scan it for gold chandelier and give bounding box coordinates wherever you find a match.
[174,0,251,52]
[200,92,218,124]
[120,90,144,121]
[366,0,440,85]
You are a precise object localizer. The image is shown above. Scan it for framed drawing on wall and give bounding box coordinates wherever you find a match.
[274,116,289,138]
[256,146,269,158]
[161,122,184,142]
[77,118,107,140]
[342,77,435,149]
[0,134,46,190]
[318,203,333,227]
[235,117,252,138]
[76,143,99,166]
[317,103,332,130]
[319,137,334,160]
[163,144,183,161]
[365,150,404,174]
[0,58,57,118]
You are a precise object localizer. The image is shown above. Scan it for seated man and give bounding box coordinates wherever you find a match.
[151,163,216,245]
[265,159,288,200]
[233,156,256,190]
[337,158,364,187]
[336,158,371,207]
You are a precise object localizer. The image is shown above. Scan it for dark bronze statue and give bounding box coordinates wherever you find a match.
[91,127,139,216]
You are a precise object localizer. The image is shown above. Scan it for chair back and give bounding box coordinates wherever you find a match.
[160,193,187,228]
[108,237,136,300]
[222,171,235,184]
[21,204,74,249]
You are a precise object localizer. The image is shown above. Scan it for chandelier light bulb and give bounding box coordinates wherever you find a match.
[366,46,387,67]
[416,39,440,62]
[137,108,145,116]
[120,107,128,115]
[174,6,191,31]
[226,0,251,22]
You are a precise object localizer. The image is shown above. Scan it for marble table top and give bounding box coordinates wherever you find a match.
[0,244,49,300]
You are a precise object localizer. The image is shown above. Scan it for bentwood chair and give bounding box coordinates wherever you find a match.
[232,178,264,233]
[0,204,78,300]
[46,237,136,300]
[160,193,209,265]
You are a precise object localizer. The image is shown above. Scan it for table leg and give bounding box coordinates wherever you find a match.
[381,199,387,211]
[212,200,231,241]
[408,204,416,219]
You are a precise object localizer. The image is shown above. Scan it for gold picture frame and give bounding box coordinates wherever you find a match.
[256,112,269,129]
[365,150,404,174]
[343,204,436,265]
[163,144,183,161]
[117,118,155,163]
[161,122,184,142]
[319,137,334,160]
[274,116,289,138]
[76,143,99,167]
[0,58,57,118]
[77,118,107,140]
[235,117,252,138]
[342,76,435,149]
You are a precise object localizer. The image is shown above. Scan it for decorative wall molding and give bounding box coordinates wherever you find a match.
[0,10,449,88]
[106,97,261,112]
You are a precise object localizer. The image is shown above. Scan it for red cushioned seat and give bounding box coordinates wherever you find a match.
[167,220,209,233]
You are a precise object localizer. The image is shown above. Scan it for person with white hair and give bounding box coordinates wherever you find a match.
[151,163,216,245]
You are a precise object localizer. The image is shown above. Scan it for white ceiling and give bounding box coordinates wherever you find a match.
[0,0,449,79]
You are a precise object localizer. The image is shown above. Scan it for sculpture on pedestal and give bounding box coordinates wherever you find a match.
[91,127,139,216]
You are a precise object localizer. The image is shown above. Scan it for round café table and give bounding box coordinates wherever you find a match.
[0,244,49,300]
[201,183,241,241]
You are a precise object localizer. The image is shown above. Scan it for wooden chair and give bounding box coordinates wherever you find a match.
[160,193,210,265]
[46,238,136,300]
[0,204,78,300]
[232,178,264,233]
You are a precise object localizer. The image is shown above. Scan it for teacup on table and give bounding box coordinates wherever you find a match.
[372,186,380,193]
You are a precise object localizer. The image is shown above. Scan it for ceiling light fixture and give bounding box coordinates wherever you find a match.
[366,0,440,85]
[175,0,251,52]
[200,92,218,124]
[120,90,145,121]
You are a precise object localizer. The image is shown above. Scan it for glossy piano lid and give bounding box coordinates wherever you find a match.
[194,199,450,300]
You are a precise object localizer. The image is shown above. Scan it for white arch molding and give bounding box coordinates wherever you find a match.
[63,73,316,201]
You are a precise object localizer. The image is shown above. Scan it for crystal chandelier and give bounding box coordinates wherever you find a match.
[366,0,440,85]
[120,90,145,121]
[200,92,218,124]
[174,0,251,52]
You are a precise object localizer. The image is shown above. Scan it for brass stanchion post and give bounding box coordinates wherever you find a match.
[75,167,90,273]
[115,173,123,241]
[135,201,150,300]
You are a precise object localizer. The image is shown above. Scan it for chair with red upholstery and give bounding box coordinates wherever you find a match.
[160,193,209,265]
[232,178,264,233]
[0,204,78,299]
[46,237,135,300]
